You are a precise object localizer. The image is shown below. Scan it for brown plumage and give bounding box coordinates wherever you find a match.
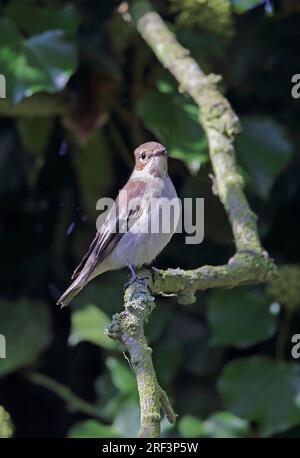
[57,141,178,307]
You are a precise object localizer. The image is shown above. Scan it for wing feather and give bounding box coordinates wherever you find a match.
[71,179,146,281]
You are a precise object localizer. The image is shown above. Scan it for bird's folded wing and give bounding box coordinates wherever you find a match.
[71,179,146,281]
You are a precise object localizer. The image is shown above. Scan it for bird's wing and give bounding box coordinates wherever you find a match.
[71,179,146,281]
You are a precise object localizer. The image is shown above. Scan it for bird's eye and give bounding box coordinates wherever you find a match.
[141,152,146,160]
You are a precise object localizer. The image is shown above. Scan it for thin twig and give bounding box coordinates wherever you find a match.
[26,372,103,419]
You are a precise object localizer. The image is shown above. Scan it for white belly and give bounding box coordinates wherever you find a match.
[95,174,179,274]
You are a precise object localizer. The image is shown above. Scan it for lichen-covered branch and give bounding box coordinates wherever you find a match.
[129,0,262,255]
[150,251,276,305]
[112,0,277,439]
[125,0,277,294]
[106,276,176,438]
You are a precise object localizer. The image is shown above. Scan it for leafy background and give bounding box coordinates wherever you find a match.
[0,0,300,438]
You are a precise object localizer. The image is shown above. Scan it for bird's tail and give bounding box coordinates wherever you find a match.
[56,277,86,308]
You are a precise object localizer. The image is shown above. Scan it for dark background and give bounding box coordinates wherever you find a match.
[0,0,300,438]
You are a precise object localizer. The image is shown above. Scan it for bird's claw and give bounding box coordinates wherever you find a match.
[123,275,147,290]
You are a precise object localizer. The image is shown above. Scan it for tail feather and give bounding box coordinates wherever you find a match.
[57,256,103,308]
[56,280,84,308]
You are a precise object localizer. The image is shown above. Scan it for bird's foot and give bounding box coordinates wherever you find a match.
[123,264,147,289]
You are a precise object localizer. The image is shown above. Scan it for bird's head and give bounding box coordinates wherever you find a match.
[133,141,168,177]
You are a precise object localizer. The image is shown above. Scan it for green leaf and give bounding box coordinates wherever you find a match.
[70,304,116,350]
[17,117,54,156]
[113,401,140,438]
[68,420,119,438]
[137,89,208,173]
[178,415,204,437]
[200,412,250,438]
[106,357,138,398]
[207,287,277,348]
[0,406,14,438]
[179,412,249,438]
[5,1,80,36]
[231,0,264,14]
[0,299,51,376]
[0,18,77,104]
[236,117,293,199]
[218,357,300,436]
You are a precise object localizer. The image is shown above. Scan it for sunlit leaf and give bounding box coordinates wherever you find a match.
[70,304,116,350]
[68,419,119,438]
[178,415,203,437]
[0,18,77,104]
[231,0,264,14]
[106,357,138,398]
[178,412,250,438]
[0,406,14,438]
[137,89,208,173]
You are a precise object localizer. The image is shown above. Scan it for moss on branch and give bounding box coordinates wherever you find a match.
[150,252,277,304]
[106,276,176,438]
[130,0,265,255]
[112,0,278,439]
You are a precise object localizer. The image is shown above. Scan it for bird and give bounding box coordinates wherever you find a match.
[57,141,179,307]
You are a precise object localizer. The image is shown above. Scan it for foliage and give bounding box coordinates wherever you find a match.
[171,0,234,40]
[0,0,300,439]
[178,411,250,438]
[267,265,300,312]
[207,287,277,348]
[0,14,78,104]
[219,357,300,436]
[0,299,51,376]
[0,406,14,438]
[236,116,292,200]
[137,81,208,173]
[70,304,117,350]
[68,420,120,438]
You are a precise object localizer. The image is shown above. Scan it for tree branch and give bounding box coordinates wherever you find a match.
[106,276,176,438]
[126,0,277,299]
[129,0,262,255]
[110,0,278,438]
[26,372,104,419]
[150,251,276,305]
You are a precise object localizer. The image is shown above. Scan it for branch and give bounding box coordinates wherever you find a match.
[150,251,276,305]
[130,0,261,254]
[106,276,176,438]
[111,0,277,439]
[26,372,103,419]
[125,0,277,300]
